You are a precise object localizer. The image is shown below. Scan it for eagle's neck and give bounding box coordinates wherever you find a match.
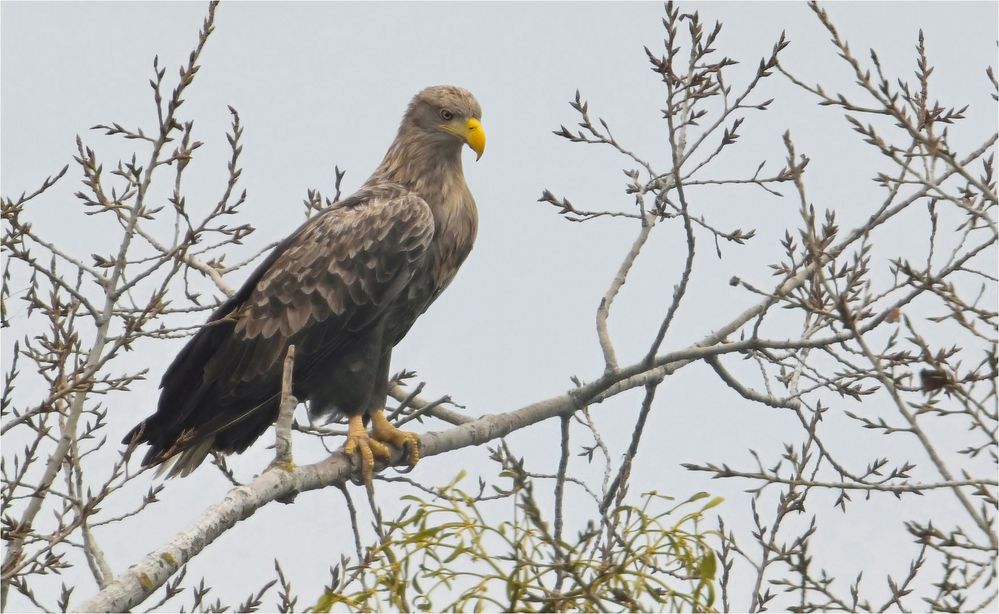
[374,130,459,196]
[371,130,478,275]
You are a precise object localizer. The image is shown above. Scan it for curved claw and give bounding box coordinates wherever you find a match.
[343,415,391,484]
[370,409,421,466]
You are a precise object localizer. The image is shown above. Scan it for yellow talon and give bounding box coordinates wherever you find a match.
[342,411,421,485]
[343,414,390,484]
[370,409,421,467]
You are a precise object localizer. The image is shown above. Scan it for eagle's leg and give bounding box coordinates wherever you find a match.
[343,414,391,483]
[370,409,421,466]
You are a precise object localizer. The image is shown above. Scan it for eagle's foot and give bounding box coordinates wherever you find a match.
[343,414,391,484]
[370,409,421,467]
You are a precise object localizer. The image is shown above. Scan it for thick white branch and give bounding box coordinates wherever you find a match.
[79,311,856,612]
[76,389,576,612]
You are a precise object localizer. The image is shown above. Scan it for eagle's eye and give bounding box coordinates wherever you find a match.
[439,109,453,121]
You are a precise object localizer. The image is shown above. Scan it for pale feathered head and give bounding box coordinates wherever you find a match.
[400,85,485,160]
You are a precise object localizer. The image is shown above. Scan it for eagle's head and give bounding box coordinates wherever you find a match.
[404,85,485,160]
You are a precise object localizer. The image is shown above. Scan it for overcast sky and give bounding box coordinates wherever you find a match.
[3,1,997,611]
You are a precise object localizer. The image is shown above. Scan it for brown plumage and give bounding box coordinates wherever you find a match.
[124,85,485,478]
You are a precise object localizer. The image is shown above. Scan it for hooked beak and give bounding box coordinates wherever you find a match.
[464,118,485,160]
[442,117,486,160]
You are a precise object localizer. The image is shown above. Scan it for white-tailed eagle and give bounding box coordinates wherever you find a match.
[125,86,485,482]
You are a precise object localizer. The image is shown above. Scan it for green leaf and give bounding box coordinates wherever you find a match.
[700,496,725,511]
[698,550,717,580]
[412,526,443,541]
[443,545,466,564]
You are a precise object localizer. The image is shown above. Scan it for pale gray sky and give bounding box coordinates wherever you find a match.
[3,1,996,611]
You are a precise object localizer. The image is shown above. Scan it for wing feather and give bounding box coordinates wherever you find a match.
[205,187,434,388]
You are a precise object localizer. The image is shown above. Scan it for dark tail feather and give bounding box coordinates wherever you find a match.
[155,438,216,478]
[122,392,281,477]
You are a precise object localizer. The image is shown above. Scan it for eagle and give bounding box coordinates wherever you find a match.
[124,85,485,482]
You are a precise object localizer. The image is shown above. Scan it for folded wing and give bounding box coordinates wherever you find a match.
[126,187,435,474]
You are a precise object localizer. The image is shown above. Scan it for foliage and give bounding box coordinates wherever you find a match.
[315,465,720,613]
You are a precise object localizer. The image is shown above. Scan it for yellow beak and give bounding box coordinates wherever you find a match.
[443,118,485,160]
[464,118,486,160]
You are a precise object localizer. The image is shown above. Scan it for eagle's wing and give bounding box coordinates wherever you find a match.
[135,187,434,468]
[210,189,434,386]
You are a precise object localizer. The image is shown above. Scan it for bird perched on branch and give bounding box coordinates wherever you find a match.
[124,85,485,482]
